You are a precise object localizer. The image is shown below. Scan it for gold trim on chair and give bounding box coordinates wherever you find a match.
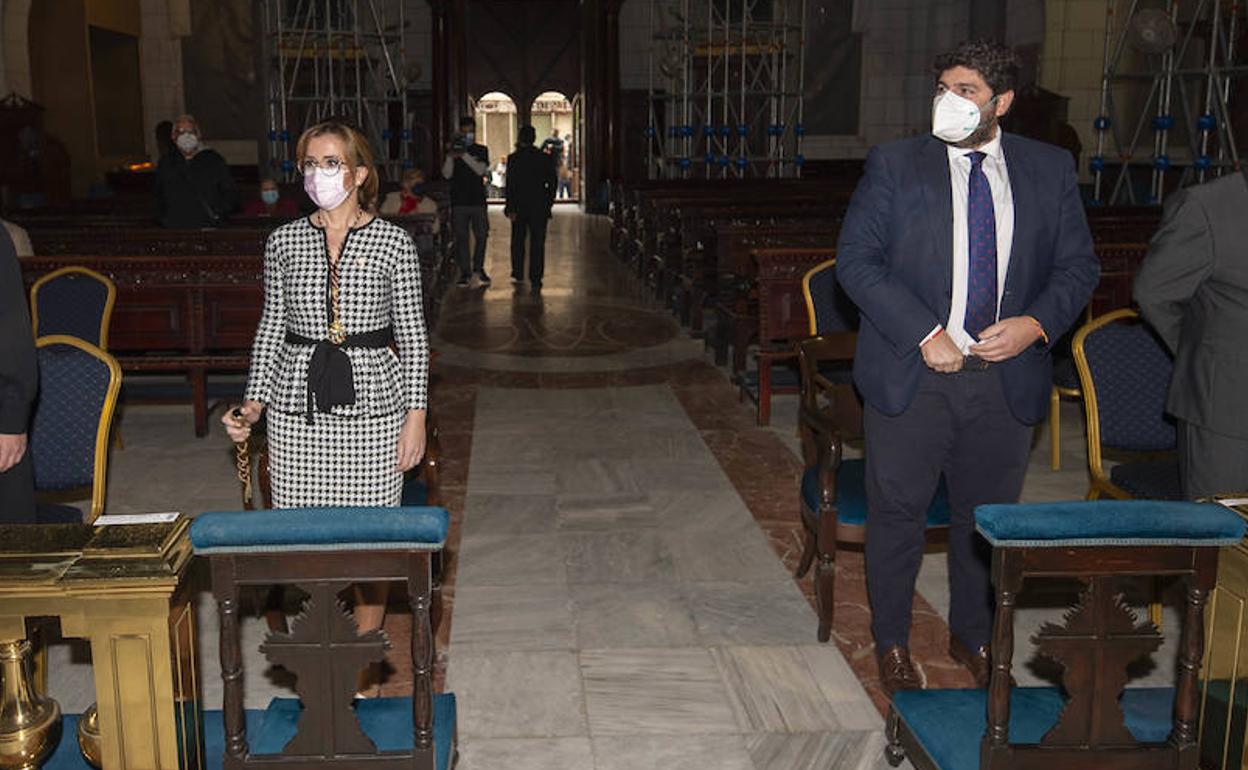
[30,266,117,350]
[801,258,838,337]
[1071,308,1142,501]
[34,335,123,522]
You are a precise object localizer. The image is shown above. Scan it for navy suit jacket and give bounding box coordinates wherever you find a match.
[834,132,1100,425]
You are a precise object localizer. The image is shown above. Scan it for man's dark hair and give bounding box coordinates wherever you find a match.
[459,116,475,128]
[518,125,536,146]
[933,40,1020,96]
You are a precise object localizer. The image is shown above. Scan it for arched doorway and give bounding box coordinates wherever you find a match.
[473,91,516,200]
[530,90,578,202]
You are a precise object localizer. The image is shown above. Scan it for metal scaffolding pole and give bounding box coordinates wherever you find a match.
[645,0,806,179]
[1091,0,1246,205]
[263,0,409,184]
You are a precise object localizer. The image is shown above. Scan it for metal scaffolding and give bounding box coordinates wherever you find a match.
[261,0,409,181]
[1091,0,1248,205]
[646,0,806,179]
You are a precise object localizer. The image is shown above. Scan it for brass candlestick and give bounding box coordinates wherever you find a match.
[0,640,61,770]
[76,703,101,768]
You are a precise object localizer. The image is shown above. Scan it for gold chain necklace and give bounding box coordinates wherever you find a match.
[323,207,365,344]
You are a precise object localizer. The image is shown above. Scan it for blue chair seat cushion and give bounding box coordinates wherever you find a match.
[35,503,83,524]
[253,695,455,770]
[892,687,1174,770]
[975,500,1246,547]
[44,697,456,770]
[191,506,449,554]
[801,458,951,528]
[1110,460,1183,500]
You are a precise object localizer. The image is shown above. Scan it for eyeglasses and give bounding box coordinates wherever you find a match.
[300,157,345,176]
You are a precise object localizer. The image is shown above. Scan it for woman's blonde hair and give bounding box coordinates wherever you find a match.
[295,120,380,211]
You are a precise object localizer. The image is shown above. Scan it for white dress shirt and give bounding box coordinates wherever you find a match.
[925,130,1015,354]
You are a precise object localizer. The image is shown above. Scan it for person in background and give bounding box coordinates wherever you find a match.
[1,219,33,257]
[441,116,490,288]
[153,114,238,228]
[557,163,573,200]
[154,120,177,160]
[834,40,1099,695]
[380,168,438,215]
[0,225,37,523]
[242,178,300,219]
[490,160,507,199]
[1134,174,1248,499]
[541,130,564,165]
[505,125,557,289]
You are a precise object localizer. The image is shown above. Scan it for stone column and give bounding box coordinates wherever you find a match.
[429,0,450,176]
[603,0,622,180]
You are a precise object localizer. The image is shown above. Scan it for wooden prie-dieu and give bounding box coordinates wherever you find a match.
[191,507,457,770]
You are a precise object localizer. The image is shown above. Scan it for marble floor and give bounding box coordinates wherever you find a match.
[42,207,1177,769]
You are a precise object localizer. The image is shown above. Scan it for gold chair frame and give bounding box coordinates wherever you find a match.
[1071,308,1168,502]
[801,258,838,337]
[34,335,123,521]
[30,266,117,350]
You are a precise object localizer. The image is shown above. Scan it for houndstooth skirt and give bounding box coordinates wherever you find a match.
[266,409,404,509]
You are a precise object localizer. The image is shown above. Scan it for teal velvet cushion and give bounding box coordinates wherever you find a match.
[252,695,456,770]
[975,500,1246,547]
[893,687,1174,770]
[44,698,456,770]
[191,506,449,554]
[801,458,951,528]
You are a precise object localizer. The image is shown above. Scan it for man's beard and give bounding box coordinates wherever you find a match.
[952,111,999,149]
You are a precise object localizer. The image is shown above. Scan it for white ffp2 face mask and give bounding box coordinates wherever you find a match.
[175,133,199,153]
[303,168,354,211]
[931,90,992,144]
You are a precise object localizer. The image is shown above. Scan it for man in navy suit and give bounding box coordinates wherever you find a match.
[835,41,1098,694]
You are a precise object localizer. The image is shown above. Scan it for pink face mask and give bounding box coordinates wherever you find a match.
[303,167,354,210]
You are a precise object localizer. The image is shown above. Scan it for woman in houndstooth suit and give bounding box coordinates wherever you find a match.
[223,121,428,689]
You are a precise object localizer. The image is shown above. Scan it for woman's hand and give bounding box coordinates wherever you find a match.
[396,409,427,473]
[222,400,264,443]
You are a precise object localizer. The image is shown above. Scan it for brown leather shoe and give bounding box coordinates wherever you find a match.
[878,645,923,695]
[948,637,992,688]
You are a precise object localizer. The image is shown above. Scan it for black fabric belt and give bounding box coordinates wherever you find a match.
[285,327,393,423]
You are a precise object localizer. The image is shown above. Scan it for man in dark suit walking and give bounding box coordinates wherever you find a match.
[505,125,557,289]
[1134,175,1248,499]
[0,225,38,523]
[835,40,1099,694]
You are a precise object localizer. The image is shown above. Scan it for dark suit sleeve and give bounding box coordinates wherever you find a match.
[545,154,557,212]
[834,146,942,356]
[1133,190,1212,353]
[503,153,515,216]
[1020,154,1100,345]
[0,232,37,434]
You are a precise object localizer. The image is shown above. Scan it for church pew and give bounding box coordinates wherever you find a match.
[20,242,452,438]
[739,247,837,424]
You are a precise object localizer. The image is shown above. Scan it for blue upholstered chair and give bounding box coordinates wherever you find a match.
[795,319,950,643]
[1072,309,1181,501]
[884,499,1245,770]
[30,266,116,349]
[191,506,458,770]
[28,335,122,523]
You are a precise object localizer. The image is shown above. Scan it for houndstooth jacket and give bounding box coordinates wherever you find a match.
[244,215,429,416]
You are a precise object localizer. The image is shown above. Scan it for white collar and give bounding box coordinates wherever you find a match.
[946,130,1003,163]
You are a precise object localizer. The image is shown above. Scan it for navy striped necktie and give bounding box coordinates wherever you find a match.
[964,150,997,339]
